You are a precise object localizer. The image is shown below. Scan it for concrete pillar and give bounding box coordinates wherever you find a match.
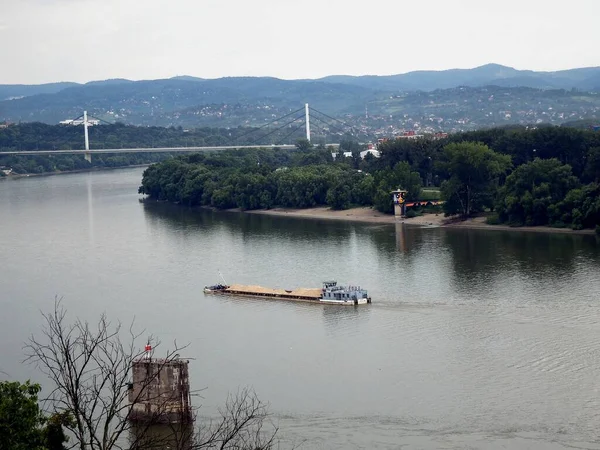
[129,358,192,424]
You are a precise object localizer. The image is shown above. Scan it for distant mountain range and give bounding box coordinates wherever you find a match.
[0,64,599,132]
[318,63,600,91]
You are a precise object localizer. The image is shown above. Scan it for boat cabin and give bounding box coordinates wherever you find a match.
[321,281,369,302]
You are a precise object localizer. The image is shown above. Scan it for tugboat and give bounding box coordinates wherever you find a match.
[320,280,371,305]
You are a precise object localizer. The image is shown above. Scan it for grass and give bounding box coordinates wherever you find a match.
[485,214,501,225]
[419,189,442,201]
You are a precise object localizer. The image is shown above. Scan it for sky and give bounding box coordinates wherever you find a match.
[1,0,600,84]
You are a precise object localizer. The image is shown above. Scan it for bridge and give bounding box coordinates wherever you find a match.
[0,105,350,162]
[0,144,341,157]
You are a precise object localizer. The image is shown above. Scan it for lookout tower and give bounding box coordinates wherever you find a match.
[391,189,408,217]
[128,344,192,424]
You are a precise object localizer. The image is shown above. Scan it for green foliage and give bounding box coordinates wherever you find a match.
[496,159,581,226]
[326,181,352,210]
[584,147,600,182]
[0,381,46,450]
[132,124,600,230]
[0,122,331,175]
[439,142,511,217]
[419,189,441,201]
[295,139,312,152]
[370,162,423,213]
[405,209,419,218]
[139,148,375,211]
[43,412,73,450]
[486,214,501,225]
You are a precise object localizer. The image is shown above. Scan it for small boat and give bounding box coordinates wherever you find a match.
[203,280,371,305]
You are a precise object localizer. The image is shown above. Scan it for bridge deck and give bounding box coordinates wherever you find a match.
[0,144,339,156]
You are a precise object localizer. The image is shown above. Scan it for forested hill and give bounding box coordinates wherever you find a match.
[1,64,600,131]
[3,64,600,100]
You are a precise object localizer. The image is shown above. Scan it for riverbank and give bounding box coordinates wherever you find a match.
[245,206,596,235]
[0,164,151,180]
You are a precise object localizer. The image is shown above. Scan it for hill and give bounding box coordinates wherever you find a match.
[319,64,600,91]
[1,64,600,131]
[0,82,79,101]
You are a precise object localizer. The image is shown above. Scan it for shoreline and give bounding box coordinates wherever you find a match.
[243,206,596,235]
[0,164,150,179]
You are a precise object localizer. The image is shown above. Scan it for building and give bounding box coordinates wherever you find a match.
[360,149,381,159]
[396,130,424,140]
[331,149,380,160]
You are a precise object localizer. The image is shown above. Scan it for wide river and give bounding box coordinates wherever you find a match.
[2,168,600,449]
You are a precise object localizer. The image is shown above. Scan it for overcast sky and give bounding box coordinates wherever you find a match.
[1,0,599,84]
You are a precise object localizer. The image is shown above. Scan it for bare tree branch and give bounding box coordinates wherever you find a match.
[24,299,280,450]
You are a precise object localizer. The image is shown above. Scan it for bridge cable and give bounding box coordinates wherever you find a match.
[248,115,304,145]
[230,107,305,144]
[278,121,308,144]
[248,114,306,145]
[309,114,349,136]
[309,111,351,135]
[309,107,350,128]
[309,107,359,138]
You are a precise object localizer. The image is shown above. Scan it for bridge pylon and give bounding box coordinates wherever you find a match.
[83,111,92,163]
[305,103,310,142]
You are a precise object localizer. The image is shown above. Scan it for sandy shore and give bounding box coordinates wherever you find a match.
[444,215,595,235]
[245,206,596,235]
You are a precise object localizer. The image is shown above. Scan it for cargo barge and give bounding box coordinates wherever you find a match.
[203,280,371,305]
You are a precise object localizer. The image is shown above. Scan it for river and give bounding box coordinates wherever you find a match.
[1,168,600,449]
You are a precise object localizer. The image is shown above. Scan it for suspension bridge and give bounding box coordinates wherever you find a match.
[0,105,355,162]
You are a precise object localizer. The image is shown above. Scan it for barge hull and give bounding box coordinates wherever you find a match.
[204,284,370,305]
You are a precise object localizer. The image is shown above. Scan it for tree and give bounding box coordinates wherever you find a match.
[372,162,423,213]
[438,142,511,217]
[294,139,311,152]
[44,412,74,450]
[584,147,600,183]
[326,180,352,210]
[496,158,580,226]
[0,381,47,450]
[25,300,278,450]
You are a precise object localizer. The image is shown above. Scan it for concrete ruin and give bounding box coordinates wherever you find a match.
[128,357,192,424]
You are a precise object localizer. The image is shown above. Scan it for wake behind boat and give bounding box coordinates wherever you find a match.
[203,280,371,305]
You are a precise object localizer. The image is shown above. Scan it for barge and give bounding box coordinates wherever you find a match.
[203,280,371,305]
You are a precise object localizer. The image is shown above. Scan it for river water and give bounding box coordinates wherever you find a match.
[1,168,600,449]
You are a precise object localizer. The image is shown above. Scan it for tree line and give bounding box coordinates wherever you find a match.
[0,122,358,175]
[140,125,600,231]
[137,143,424,214]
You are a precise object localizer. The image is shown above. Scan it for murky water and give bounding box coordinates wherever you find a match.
[1,168,600,449]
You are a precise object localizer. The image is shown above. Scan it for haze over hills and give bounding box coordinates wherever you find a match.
[319,64,600,91]
[1,64,599,134]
